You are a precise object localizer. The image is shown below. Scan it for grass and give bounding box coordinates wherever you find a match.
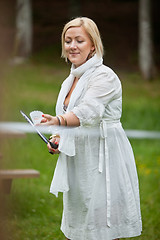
[0,51,160,240]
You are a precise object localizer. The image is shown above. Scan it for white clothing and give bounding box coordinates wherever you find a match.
[50,55,142,240]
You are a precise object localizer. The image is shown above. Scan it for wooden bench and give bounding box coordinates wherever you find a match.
[0,169,40,194]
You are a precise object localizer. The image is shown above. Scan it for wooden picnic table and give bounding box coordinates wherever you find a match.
[0,129,40,194]
[0,169,40,194]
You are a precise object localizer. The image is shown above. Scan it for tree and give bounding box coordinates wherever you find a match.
[13,0,32,63]
[139,0,155,80]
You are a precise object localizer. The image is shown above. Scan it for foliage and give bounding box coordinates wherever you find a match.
[0,57,160,239]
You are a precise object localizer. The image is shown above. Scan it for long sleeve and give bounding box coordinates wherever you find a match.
[72,68,122,126]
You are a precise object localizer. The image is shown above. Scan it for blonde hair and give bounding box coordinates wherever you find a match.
[61,17,104,61]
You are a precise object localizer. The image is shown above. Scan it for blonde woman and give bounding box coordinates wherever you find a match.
[41,17,142,240]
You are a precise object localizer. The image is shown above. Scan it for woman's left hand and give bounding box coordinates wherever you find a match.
[40,114,59,126]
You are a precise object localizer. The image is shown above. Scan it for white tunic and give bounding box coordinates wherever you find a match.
[50,55,142,240]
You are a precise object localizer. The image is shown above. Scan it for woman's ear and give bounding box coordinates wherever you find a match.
[90,46,96,57]
[91,45,95,52]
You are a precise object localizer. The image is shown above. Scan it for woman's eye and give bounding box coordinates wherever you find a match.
[65,39,84,44]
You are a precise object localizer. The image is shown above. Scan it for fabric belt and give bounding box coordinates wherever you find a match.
[99,119,121,227]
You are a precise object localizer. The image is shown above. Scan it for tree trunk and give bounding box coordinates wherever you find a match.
[139,0,155,80]
[13,0,32,62]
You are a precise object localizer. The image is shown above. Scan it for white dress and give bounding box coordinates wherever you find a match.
[50,55,142,240]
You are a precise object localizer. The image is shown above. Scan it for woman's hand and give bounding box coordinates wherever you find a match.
[48,135,60,155]
[40,112,80,127]
[40,114,59,126]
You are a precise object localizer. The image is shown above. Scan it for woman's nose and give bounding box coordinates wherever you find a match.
[70,40,77,49]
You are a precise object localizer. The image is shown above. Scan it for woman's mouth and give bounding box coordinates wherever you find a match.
[69,52,79,55]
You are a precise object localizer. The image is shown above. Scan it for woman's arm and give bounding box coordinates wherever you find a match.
[41,112,80,127]
[40,112,80,154]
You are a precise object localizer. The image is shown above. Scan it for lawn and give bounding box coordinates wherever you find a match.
[0,51,160,240]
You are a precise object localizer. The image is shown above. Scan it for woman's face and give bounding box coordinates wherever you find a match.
[64,26,95,68]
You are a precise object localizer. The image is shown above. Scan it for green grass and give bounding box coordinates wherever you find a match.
[0,54,160,239]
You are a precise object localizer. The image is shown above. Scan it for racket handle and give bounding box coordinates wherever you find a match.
[49,141,58,149]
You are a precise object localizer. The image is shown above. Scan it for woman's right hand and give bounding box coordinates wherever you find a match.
[47,135,60,155]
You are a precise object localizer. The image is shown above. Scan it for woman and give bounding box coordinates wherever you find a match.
[41,17,142,240]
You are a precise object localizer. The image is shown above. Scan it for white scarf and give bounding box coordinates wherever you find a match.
[56,54,103,116]
[50,54,103,197]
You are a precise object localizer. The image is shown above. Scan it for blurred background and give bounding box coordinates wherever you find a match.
[0,0,160,239]
[0,0,160,73]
